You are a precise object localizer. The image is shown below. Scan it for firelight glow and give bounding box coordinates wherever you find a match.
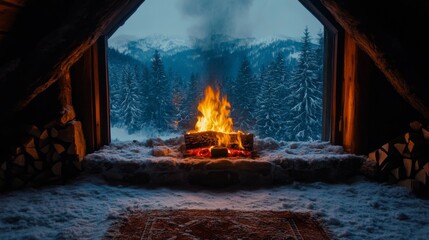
[194,86,233,133]
[189,85,244,149]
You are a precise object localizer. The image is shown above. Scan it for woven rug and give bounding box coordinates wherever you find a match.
[104,209,331,240]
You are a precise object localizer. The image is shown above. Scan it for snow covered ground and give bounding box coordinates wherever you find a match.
[1,134,428,240]
[0,174,428,240]
[110,127,181,143]
[82,136,365,187]
[96,133,358,162]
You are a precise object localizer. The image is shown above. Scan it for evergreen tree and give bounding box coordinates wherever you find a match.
[313,30,324,135]
[171,73,186,131]
[255,64,281,138]
[119,64,143,134]
[315,30,325,104]
[315,30,324,85]
[271,51,289,139]
[254,52,290,140]
[180,73,201,130]
[286,27,322,141]
[139,64,150,125]
[233,56,258,131]
[147,50,171,131]
[109,63,122,127]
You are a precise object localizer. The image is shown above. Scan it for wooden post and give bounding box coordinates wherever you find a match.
[321,0,429,120]
[342,33,370,154]
[58,72,76,125]
[70,37,110,153]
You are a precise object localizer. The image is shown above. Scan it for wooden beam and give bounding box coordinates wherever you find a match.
[0,3,19,32]
[70,44,97,153]
[342,33,358,153]
[58,72,76,125]
[342,33,371,154]
[0,0,144,114]
[96,36,111,147]
[2,0,28,8]
[320,0,429,120]
[70,37,110,152]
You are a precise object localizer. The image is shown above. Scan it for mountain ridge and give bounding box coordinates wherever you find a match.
[109,34,301,54]
[108,34,315,79]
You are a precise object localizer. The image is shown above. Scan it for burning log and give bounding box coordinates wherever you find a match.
[184,131,254,152]
[184,131,254,158]
[184,85,255,158]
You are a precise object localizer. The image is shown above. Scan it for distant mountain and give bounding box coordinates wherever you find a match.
[109,35,193,56]
[108,34,313,79]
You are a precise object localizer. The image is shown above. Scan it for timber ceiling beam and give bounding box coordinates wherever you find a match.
[320,0,429,120]
[0,0,144,116]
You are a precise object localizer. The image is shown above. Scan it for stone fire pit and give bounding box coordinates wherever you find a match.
[82,136,365,188]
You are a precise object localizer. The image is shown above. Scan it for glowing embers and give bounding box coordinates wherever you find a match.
[184,86,254,158]
[184,132,254,158]
[185,147,252,158]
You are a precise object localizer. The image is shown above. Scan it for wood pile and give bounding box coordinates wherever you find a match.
[0,120,86,190]
[366,121,429,196]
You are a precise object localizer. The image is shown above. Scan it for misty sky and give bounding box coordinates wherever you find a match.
[111,0,323,39]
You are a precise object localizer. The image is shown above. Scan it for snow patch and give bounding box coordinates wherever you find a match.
[109,34,193,54]
[0,175,428,240]
[111,127,182,143]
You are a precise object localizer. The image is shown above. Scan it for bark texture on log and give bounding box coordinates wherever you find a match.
[58,72,76,125]
[0,120,86,191]
[320,0,429,120]
[364,121,429,196]
[185,131,254,152]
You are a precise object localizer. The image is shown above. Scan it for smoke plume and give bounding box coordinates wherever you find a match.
[180,0,254,87]
[180,0,254,38]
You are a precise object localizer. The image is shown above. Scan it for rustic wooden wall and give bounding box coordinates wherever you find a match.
[0,0,144,191]
[71,38,110,153]
[321,0,429,121]
[0,0,143,153]
[341,34,423,154]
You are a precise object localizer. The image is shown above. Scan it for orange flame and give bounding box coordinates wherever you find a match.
[195,86,233,133]
[189,85,244,149]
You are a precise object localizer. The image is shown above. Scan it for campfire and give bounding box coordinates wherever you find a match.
[184,86,254,158]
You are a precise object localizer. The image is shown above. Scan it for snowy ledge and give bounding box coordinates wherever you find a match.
[82,137,366,188]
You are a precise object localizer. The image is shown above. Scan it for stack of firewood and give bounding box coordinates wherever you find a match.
[367,121,429,195]
[1,120,86,189]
